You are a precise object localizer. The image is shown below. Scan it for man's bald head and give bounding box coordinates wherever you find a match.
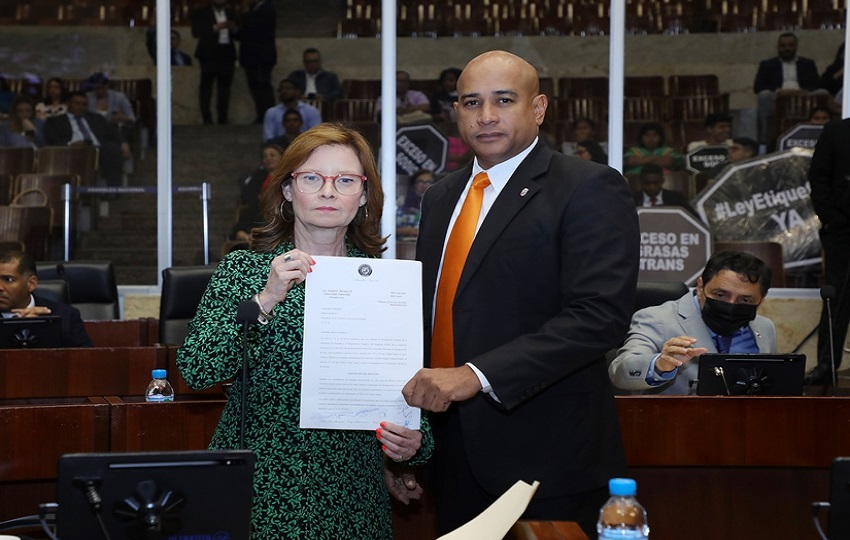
[454,50,547,169]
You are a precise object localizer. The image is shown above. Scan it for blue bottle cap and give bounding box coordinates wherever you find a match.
[152,369,167,379]
[609,478,637,496]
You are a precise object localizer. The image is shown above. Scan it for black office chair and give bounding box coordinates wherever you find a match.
[159,265,216,346]
[36,260,120,320]
[35,279,71,305]
[634,280,690,313]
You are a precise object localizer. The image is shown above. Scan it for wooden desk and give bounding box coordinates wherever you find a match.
[84,318,158,347]
[107,395,225,452]
[0,346,166,399]
[616,396,850,539]
[508,521,589,540]
[0,397,110,520]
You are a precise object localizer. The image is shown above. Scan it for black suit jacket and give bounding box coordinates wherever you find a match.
[286,69,343,101]
[416,143,639,498]
[43,112,123,146]
[754,56,821,93]
[32,293,93,347]
[238,0,276,67]
[191,4,237,63]
[810,118,850,232]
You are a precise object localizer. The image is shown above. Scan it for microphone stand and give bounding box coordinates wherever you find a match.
[235,300,260,450]
[824,290,837,395]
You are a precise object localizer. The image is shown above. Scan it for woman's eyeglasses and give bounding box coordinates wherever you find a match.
[291,171,367,195]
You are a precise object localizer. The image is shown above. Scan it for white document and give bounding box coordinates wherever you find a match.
[299,256,423,430]
[437,480,541,540]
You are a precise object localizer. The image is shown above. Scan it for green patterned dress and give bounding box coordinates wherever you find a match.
[176,244,433,540]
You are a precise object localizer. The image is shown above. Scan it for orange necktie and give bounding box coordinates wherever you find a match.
[431,172,491,369]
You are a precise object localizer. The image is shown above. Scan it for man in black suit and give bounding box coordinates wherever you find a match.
[402,51,639,537]
[807,118,850,385]
[753,32,824,148]
[146,28,193,66]
[238,0,277,124]
[286,48,343,102]
[43,91,129,187]
[633,163,697,216]
[191,0,238,125]
[0,249,92,347]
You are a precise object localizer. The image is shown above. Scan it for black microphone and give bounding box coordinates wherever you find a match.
[821,285,837,394]
[236,299,260,450]
[56,263,65,278]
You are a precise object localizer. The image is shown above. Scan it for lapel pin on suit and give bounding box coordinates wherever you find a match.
[520,188,529,197]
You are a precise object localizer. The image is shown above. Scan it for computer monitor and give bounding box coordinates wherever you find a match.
[696,353,806,396]
[0,315,62,348]
[56,450,255,540]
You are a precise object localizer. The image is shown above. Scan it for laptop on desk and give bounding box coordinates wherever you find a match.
[696,353,806,396]
[0,315,63,348]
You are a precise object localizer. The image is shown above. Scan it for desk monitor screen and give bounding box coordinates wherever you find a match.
[56,450,256,540]
[696,353,806,396]
[0,315,62,348]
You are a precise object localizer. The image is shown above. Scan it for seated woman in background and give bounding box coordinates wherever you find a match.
[229,143,285,246]
[561,116,607,157]
[35,77,68,119]
[397,169,436,237]
[178,123,431,540]
[575,139,608,164]
[624,122,683,176]
[0,95,45,148]
[430,67,461,122]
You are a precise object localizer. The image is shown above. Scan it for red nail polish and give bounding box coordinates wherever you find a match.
[380,421,387,428]
[376,429,382,439]
[382,445,387,452]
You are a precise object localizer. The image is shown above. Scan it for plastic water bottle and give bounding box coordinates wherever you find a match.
[145,369,175,402]
[597,478,649,539]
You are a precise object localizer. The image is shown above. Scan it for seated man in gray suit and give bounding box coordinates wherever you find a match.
[609,251,776,395]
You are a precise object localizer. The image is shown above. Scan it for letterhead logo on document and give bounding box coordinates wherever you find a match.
[358,264,373,277]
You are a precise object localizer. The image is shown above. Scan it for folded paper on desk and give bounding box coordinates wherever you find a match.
[437,480,540,540]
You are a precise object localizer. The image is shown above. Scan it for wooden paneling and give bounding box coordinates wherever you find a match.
[83,318,158,347]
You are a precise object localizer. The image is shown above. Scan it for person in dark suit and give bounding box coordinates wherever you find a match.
[146,28,193,66]
[0,249,92,347]
[753,32,824,147]
[191,0,238,125]
[238,0,277,124]
[807,118,850,385]
[402,50,639,537]
[286,48,343,102]
[633,163,697,216]
[43,91,129,187]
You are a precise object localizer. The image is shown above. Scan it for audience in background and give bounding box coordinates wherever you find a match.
[376,70,430,123]
[86,72,136,136]
[146,27,193,66]
[397,169,436,238]
[430,67,462,122]
[230,142,284,244]
[819,42,844,98]
[0,77,16,118]
[686,112,733,152]
[35,77,68,119]
[575,139,608,164]
[561,116,607,157]
[238,0,277,125]
[703,136,759,185]
[808,105,834,125]
[632,163,696,215]
[191,0,238,125]
[0,95,44,148]
[624,122,683,176]
[266,108,303,149]
[753,32,825,148]
[287,48,343,102]
[44,91,129,187]
[263,79,321,142]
